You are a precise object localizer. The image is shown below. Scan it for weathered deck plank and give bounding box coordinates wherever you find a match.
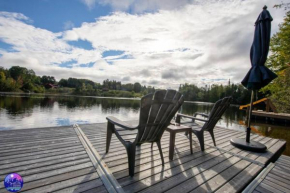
[0,126,109,193]
[0,121,286,193]
[80,121,285,193]
[243,155,290,193]
[215,163,262,193]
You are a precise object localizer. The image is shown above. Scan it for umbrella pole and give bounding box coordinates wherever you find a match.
[230,89,267,152]
[246,90,254,142]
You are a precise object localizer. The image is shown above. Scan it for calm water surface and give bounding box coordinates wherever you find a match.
[1,94,289,155]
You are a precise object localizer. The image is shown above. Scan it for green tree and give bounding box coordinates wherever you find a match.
[86,84,94,91]
[133,82,142,93]
[9,66,28,81]
[41,76,56,85]
[262,11,290,112]
[58,79,68,87]
[5,78,17,91]
[122,83,134,91]
[0,71,6,91]
[0,71,5,81]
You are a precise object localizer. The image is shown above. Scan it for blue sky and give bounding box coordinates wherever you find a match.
[0,0,288,88]
[0,0,112,51]
[0,0,111,32]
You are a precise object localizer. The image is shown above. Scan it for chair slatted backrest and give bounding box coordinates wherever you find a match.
[136,90,184,144]
[202,97,232,131]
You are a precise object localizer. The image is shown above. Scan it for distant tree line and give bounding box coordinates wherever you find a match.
[0,66,156,97]
[0,65,255,104]
[178,80,254,105]
[0,66,46,93]
[57,78,156,96]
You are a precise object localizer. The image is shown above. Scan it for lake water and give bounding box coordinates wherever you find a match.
[1,93,289,155]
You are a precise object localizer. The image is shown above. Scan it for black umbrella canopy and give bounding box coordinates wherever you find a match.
[241,6,277,90]
[231,6,277,153]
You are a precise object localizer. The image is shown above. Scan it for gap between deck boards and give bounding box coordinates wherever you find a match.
[74,124,125,193]
[177,133,264,167]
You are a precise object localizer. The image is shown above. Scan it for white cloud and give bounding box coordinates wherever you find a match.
[0,0,288,89]
[63,21,75,30]
[81,0,97,10]
[0,12,104,79]
[63,30,79,41]
[98,0,195,13]
[0,11,30,21]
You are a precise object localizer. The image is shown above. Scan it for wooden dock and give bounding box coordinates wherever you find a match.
[239,97,290,123]
[252,111,290,122]
[0,125,122,193]
[0,121,286,192]
[243,155,290,193]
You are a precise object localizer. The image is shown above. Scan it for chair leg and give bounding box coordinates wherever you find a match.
[106,121,114,153]
[151,142,154,149]
[209,130,216,146]
[156,141,164,165]
[175,115,181,124]
[126,143,136,177]
[194,131,205,151]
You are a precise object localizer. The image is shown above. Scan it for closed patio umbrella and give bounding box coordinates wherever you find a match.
[230,6,277,152]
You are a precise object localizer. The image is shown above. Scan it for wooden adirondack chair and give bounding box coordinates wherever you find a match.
[175,97,232,151]
[106,90,184,177]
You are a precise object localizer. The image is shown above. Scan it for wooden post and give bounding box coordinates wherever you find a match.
[266,99,270,112]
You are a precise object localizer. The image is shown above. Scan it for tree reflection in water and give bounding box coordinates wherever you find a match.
[0,94,289,155]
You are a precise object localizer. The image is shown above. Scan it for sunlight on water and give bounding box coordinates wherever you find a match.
[0,94,140,130]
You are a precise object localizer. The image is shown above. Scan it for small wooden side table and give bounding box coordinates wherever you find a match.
[166,124,193,160]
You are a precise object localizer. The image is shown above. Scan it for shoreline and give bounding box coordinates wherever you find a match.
[0,91,243,107]
[0,91,141,101]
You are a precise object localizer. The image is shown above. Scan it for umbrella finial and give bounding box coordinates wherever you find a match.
[263,5,267,10]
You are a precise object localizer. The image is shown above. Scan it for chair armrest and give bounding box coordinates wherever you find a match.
[176,113,208,123]
[194,112,209,118]
[106,116,138,130]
